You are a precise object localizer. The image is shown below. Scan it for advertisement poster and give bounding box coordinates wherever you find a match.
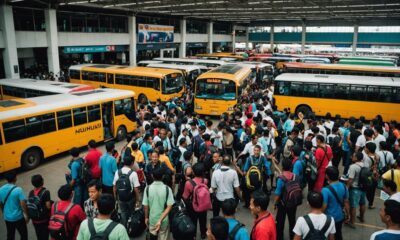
[138,24,174,43]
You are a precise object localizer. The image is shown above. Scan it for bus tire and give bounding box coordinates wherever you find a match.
[138,94,148,104]
[296,105,312,118]
[21,148,42,170]
[116,125,127,142]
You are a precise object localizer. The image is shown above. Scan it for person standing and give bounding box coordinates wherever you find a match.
[68,147,85,206]
[0,171,28,240]
[85,140,102,181]
[347,152,366,229]
[221,198,250,240]
[99,142,118,195]
[249,190,276,240]
[84,179,102,219]
[29,174,51,240]
[382,157,400,192]
[314,135,333,192]
[206,216,229,240]
[370,200,400,240]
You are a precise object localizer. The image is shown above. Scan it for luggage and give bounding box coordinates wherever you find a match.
[127,207,146,237]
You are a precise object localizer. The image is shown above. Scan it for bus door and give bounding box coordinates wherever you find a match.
[102,102,114,139]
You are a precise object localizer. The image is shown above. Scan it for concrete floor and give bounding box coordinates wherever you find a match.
[0,139,386,240]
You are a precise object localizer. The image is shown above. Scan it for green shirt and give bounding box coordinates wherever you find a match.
[77,218,129,240]
[142,181,174,227]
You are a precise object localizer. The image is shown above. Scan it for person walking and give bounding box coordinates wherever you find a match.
[99,142,118,195]
[29,174,51,240]
[249,190,276,240]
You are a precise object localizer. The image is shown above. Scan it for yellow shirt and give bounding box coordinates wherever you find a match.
[383,169,400,192]
[132,150,144,163]
[159,154,174,172]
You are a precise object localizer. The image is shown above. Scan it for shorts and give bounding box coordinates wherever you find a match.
[349,188,366,208]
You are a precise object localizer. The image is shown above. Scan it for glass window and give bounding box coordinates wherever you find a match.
[107,74,114,84]
[99,15,111,32]
[115,75,124,85]
[42,113,56,133]
[0,129,3,145]
[69,70,80,80]
[214,23,232,34]
[335,84,350,100]
[57,12,71,31]
[3,119,26,143]
[73,107,88,126]
[98,73,106,82]
[350,85,367,101]
[57,110,72,130]
[26,116,42,137]
[86,14,99,32]
[153,78,160,90]
[33,9,45,31]
[115,98,136,121]
[366,85,380,101]
[88,105,101,122]
[13,8,34,31]
[303,83,319,97]
[187,20,207,34]
[196,79,236,100]
[137,77,146,87]
[71,14,86,32]
[393,88,400,103]
[146,77,154,88]
[379,87,393,102]
[319,84,335,98]
[290,82,303,96]
[111,16,127,33]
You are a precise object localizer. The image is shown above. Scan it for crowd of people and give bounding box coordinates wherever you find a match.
[1,82,400,240]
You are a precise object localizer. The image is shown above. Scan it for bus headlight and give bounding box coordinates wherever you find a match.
[227,107,234,111]
[195,105,202,110]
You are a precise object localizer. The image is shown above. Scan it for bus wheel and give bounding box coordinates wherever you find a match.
[21,148,42,170]
[116,126,127,142]
[296,105,311,118]
[138,94,148,104]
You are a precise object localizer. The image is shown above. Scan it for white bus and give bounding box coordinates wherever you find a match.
[137,60,163,67]
[146,63,208,85]
[153,57,227,69]
[0,78,93,100]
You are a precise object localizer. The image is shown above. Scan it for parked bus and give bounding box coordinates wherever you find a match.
[137,60,163,67]
[146,63,208,85]
[194,64,252,116]
[0,78,93,100]
[274,73,400,121]
[196,53,245,61]
[153,57,226,69]
[240,61,275,82]
[337,59,396,67]
[339,56,398,65]
[258,56,300,71]
[283,62,400,77]
[69,64,185,103]
[0,88,137,173]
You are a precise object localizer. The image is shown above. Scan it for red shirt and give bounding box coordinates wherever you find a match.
[85,148,102,179]
[50,200,86,240]
[313,145,333,192]
[182,177,209,200]
[251,212,276,240]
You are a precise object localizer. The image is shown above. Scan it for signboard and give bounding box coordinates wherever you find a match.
[138,24,174,43]
[64,45,116,54]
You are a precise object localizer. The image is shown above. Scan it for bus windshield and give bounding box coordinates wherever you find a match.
[196,79,236,100]
[162,73,184,94]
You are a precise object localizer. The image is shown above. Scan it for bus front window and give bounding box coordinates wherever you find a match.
[114,98,136,122]
[162,73,184,94]
[196,79,236,100]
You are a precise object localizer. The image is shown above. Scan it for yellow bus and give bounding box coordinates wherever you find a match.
[0,88,137,173]
[0,78,93,100]
[69,64,185,103]
[274,73,400,121]
[196,53,245,61]
[194,64,252,116]
[283,62,400,77]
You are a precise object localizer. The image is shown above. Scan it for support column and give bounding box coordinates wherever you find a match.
[232,25,236,53]
[45,9,60,79]
[0,5,19,78]
[352,25,358,55]
[128,15,137,66]
[207,22,213,54]
[301,23,306,54]
[179,18,187,58]
[270,25,274,53]
[245,27,250,50]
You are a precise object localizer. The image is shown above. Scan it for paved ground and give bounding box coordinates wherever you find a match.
[0,139,386,240]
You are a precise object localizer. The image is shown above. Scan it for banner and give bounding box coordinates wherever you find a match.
[138,24,174,43]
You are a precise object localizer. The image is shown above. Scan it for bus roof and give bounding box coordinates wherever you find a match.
[0,88,135,121]
[146,63,208,72]
[0,78,92,93]
[196,53,244,59]
[275,73,400,87]
[154,57,227,65]
[197,64,252,81]
[339,56,397,63]
[337,59,396,67]
[284,62,400,73]
[240,62,273,68]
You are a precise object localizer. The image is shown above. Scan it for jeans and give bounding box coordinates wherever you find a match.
[119,200,134,227]
[332,150,342,168]
[335,220,344,240]
[342,150,351,175]
[73,184,83,207]
[366,180,378,207]
[212,197,223,217]
[276,204,297,240]
[33,221,49,240]
[5,218,28,240]
[188,208,207,237]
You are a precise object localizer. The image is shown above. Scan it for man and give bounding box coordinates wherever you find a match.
[322,166,350,240]
[347,152,366,228]
[113,152,140,227]
[131,142,145,168]
[363,142,379,209]
[283,127,299,160]
[382,180,400,202]
[50,184,86,240]
[145,151,172,186]
[153,128,172,153]
[178,137,188,163]
[29,174,51,240]
[99,142,118,195]
[327,126,343,168]
[314,135,333,192]
[340,120,352,175]
[85,139,102,180]
[355,128,374,153]
[84,179,101,218]
[283,113,295,136]
[291,145,305,189]
[382,156,400,192]
[0,171,28,240]
[221,198,250,240]
[77,194,129,240]
[293,192,336,240]
[207,216,229,240]
[237,135,264,160]
[143,167,174,240]
[370,200,400,240]
[211,155,241,217]
[377,141,395,176]
[250,190,276,240]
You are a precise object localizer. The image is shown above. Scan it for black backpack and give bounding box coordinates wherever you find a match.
[169,147,182,167]
[329,135,341,154]
[228,221,245,240]
[88,218,118,240]
[81,159,92,185]
[379,151,390,175]
[303,215,332,240]
[170,201,196,240]
[127,207,145,237]
[115,170,134,202]
[27,188,47,220]
[191,135,204,159]
[357,163,374,192]
[279,174,303,208]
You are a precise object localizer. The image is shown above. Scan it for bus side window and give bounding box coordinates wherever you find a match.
[57,110,73,130]
[335,84,349,100]
[98,73,106,83]
[73,107,88,126]
[114,100,124,116]
[154,78,160,91]
[379,87,393,103]
[107,74,114,84]
[3,119,26,143]
[88,105,101,122]
[366,86,379,101]
[0,129,2,145]
[319,84,335,98]
[290,82,303,96]
[350,85,367,101]
[393,88,400,103]
[26,113,56,137]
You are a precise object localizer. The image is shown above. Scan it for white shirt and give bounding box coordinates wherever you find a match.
[113,166,140,190]
[377,150,395,170]
[214,131,223,150]
[177,134,191,146]
[178,146,187,163]
[241,142,264,156]
[293,213,336,239]
[318,124,327,138]
[304,129,313,141]
[211,166,240,201]
[356,135,366,149]
[389,192,400,202]
[324,121,334,131]
[362,151,376,169]
[374,134,386,147]
[205,128,216,139]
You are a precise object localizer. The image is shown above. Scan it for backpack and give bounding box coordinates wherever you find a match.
[303,214,332,240]
[68,158,85,184]
[168,147,182,167]
[228,221,245,240]
[201,143,219,171]
[27,188,47,220]
[304,151,318,182]
[329,135,341,154]
[357,163,374,192]
[48,202,74,240]
[127,207,145,237]
[191,135,204,158]
[88,218,118,240]
[189,179,212,212]
[115,170,134,202]
[379,151,390,175]
[245,156,263,190]
[279,174,303,208]
[170,201,196,239]
[81,159,92,185]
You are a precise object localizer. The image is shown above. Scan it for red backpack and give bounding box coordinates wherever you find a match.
[48,202,74,240]
[189,179,212,212]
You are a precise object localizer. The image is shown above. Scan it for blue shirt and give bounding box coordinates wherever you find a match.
[140,142,153,162]
[340,127,350,151]
[69,158,82,182]
[226,218,250,240]
[99,153,117,187]
[321,182,349,222]
[292,159,304,185]
[0,184,26,222]
[283,119,294,134]
[370,229,400,240]
[274,172,294,197]
[243,155,272,176]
